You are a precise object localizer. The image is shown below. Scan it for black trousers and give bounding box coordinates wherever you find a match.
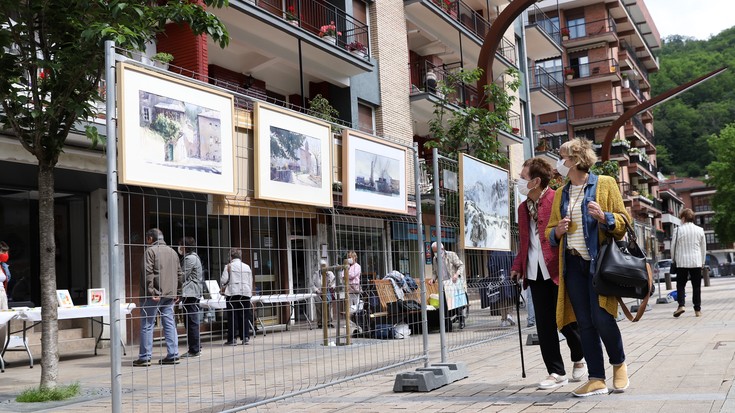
[528,275,584,376]
[182,297,201,353]
[676,267,702,311]
[226,295,252,342]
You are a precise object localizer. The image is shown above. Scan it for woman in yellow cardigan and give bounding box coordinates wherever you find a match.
[545,138,630,398]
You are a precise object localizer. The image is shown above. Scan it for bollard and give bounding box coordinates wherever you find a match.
[703,266,711,287]
[664,273,672,291]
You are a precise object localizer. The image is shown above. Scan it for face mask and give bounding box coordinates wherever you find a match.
[556,158,571,178]
[517,178,534,196]
[0,253,7,263]
[347,258,354,265]
[178,247,184,255]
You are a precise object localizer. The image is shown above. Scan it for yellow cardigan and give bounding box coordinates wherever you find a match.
[544,175,630,329]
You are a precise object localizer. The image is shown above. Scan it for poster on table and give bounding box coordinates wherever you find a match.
[253,102,332,208]
[87,288,106,306]
[458,153,511,251]
[56,290,74,308]
[342,130,408,214]
[117,62,236,195]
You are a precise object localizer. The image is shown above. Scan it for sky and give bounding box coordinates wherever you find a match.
[644,0,735,40]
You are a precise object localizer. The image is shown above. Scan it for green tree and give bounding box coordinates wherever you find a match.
[0,0,229,389]
[426,67,520,166]
[707,124,735,244]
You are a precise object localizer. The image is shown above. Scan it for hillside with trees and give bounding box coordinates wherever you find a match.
[651,28,735,176]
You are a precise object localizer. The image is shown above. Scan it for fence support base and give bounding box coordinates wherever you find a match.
[393,363,467,392]
[526,333,539,346]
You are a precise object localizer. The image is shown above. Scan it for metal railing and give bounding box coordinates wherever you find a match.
[431,0,493,39]
[566,16,617,40]
[631,116,655,144]
[620,39,649,81]
[525,4,561,44]
[409,61,482,107]
[258,0,370,56]
[568,98,623,120]
[528,66,564,102]
[497,36,517,65]
[534,129,566,154]
[566,57,619,80]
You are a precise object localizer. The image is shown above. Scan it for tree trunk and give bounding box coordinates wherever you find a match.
[38,163,59,389]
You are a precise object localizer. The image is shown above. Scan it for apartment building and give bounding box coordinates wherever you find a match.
[534,0,663,256]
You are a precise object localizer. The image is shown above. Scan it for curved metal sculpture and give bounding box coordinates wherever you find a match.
[476,0,538,109]
[601,67,727,161]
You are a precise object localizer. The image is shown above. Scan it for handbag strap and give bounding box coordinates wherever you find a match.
[616,263,653,322]
[671,226,679,261]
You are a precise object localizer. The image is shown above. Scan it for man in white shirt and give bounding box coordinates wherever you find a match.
[671,208,707,317]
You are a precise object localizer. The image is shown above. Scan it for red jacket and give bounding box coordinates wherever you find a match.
[511,188,559,286]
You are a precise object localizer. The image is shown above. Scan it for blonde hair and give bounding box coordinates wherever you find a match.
[560,138,597,171]
[347,250,358,261]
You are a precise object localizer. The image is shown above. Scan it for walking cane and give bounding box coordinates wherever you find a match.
[514,280,526,378]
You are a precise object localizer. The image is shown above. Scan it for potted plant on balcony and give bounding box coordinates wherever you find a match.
[621,72,630,88]
[152,52,174,70]
[561,27,570,40]
[439,0,456,17]
[318,21,342,45]
[564,67,575,80]
[346,41,367,58]
[284,5,298,26]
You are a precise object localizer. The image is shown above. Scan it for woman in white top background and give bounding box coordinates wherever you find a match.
[671,208,707,318]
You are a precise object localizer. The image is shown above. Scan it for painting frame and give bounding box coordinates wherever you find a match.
[342,130,408,214]
[56,289,74,308]
[87,288,107,306]
[459,153,511,251]
[253,102,332,207]
[117,62,236,195]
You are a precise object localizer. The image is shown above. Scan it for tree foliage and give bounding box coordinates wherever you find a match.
[707,124,735,244]
[651,28,735,176]
[425,68,520,166]
[0,0,230,389]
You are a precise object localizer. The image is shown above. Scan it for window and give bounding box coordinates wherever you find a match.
[536,58,562,84]
[142,107,150,123]
[570,55,589,78]
[567,17,586,39]
[693,196,712,212]
[357,102,374,134]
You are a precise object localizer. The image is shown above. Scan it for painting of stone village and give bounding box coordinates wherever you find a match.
[354,149,400,197]
[269,125,322,188]
[137,90,223,174]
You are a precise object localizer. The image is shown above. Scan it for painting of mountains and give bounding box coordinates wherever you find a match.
[459,154,510,250]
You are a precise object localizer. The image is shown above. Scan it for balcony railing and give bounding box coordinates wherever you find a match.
[625,79,644,101]
[631,116,655,144]
[566,16,617,41]
[566,58,619,80]
[409,61,481,107]
[620,39,649,81]
[431,0,492,40]
[497,36,516,65]
[525,4,561,44]
[569,99,623,121]
[534,129,566,154]
[529,66,564,102]
[258,0,369,56]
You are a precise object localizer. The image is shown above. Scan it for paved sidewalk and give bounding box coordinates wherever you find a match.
[0,278,734,412]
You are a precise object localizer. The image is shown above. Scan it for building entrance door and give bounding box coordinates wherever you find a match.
[288,236,312,323]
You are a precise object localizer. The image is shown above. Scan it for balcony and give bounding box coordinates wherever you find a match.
[529,67,566,115]
[565,58,621,87]
[209,0,372,90]
[628,151,657,180]
[562,17,618,50]
[568,99,623,126]
[621,78,645,104]
[609,0,661,73]
[619,40,651,88]
[497,109,524,146]
[534,129,567,160]
[404,0,516,74]
[627,116,655,147]
[524,4,563,60]
[409,61,481,136]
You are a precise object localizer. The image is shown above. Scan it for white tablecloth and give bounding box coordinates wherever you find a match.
[200,293,316,310]
[0,310,18,325]
[15,303,137,322]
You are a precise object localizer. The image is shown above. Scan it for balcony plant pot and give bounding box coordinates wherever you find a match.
[621,76,630,88]
[322,35,337,45]
[566,74,573,80]
[288,20,299,27]
[351,50,367,59]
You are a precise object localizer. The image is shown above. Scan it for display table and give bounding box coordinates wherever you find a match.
[0,310,19,372]
[4,303,136,368]
[200,293,316,334]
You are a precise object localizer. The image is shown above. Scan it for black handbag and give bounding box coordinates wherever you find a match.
[593,215,653,322]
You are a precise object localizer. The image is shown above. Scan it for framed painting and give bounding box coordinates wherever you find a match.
[459,153,511,251]
[56,289,74,308]
[342,130,408,214]
[87,288,106,306]
[117,62,236,195]
[253,102,332,207]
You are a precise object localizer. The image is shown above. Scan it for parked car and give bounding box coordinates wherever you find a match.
[654,259,674,282]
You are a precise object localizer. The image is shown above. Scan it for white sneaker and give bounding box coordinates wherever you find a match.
[538,373,568,390]
[500,320,510,327]
[506,315,516,326]
[571,360,587,382]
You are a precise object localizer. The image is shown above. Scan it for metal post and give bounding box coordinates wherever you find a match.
[412,144,429,367]
[105,40,122,413]
[432,148,447,363]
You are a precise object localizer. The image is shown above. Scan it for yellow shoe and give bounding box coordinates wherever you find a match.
[572,379,608,397]
[613,363,629,392]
